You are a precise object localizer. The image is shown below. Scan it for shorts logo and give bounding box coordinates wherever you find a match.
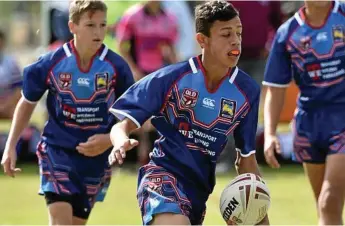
[95,73,108,91]
[219,98,236,121]
[181,88,198,108]
[58,73,72,89]
[333,25,344,42]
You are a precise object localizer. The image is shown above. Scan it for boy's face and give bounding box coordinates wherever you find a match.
[198,16,242,68]
[69,10,107,53]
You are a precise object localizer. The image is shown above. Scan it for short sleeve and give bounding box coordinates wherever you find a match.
[114,58,135,98]
[262,24,292,87]
[233,91,260,157]
[110,69,177,128]
[115,14,133,42]
[22,56,48,103]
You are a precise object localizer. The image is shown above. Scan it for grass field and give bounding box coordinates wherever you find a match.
[0,163,332,225]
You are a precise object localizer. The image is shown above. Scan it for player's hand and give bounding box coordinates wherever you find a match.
[264,134,281,169]
[108,138,139,165]
[77,134,113,157]
[1,147,21,177]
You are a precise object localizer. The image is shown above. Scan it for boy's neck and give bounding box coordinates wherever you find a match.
[305,1,332,27]
[201,53,230,86]
[73,39,96,69]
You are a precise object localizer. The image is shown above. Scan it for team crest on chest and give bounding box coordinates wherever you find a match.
[300,36,311,50]
[95,72,108,91]
[58,73,72,89]
[332,25,345,43]
[219,98,236,122]
[181,88,199,108]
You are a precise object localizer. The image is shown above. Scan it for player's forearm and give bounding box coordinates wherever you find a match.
[110,118,137,147]
[264,86,286,136]
[235,152,262,176]
[5,97,36,148]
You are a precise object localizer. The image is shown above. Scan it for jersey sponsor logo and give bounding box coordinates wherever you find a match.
[219,98,236,121]
[202,97,215,109]
[181,88,198,108]
[332,25,344,43]
[62,104,77,119]
[58,73,72,89]
[306,64,322,81]
[77,77,90,87]
[95,73,108,91]
[306,60,345,82]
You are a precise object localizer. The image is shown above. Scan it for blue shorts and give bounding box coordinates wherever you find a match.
[293,107,345,163]
[36,141,112,212]
[137,162,207,225]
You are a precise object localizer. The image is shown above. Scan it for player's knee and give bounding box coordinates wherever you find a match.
[150,213,190,225]
[48,202,73,225]
[318,187,343,215]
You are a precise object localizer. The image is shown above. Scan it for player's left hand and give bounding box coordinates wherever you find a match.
[76,134,112,157]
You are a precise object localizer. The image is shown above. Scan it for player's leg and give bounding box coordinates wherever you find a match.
[318,154,345,225]
[303,163,325,202]
[318,134,345,225]
[150,213,190,225]
[137,163,204,225]
[72,157,112,225]
[293,112,326,215]
[36,142,90,225]
[46,196,73,225]
[72,217,87,225]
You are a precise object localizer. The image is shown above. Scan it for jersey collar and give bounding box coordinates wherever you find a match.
[188,55,239,92]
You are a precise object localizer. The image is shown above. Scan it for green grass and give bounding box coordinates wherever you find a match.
[0,163,332,225]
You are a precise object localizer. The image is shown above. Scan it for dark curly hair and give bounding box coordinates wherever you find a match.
[195,1,239,37]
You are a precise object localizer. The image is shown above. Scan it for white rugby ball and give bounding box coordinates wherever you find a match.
[219,173,270,225]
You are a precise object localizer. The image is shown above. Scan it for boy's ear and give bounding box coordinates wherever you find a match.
[196,33,208,49]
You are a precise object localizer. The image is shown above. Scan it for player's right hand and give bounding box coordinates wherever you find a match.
[1,147,21,177]
[108,138,139,165]
[264,134,281,169]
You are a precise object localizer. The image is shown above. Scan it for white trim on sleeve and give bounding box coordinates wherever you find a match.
[109,108,141,128]
[21,90,38,104]
[262,81,290,88]
[236,148,256,157]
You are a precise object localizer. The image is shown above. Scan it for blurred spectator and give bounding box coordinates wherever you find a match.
[116,1,178,80]
[47,1,73,50]
[0,30,22,119]
[0,29,40,160]
[231,1,283,84]
[162,0,196,61]
[281,1,304,22]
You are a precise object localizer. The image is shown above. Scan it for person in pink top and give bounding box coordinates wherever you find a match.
[116,1,178,81]
[116,1,178,165]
